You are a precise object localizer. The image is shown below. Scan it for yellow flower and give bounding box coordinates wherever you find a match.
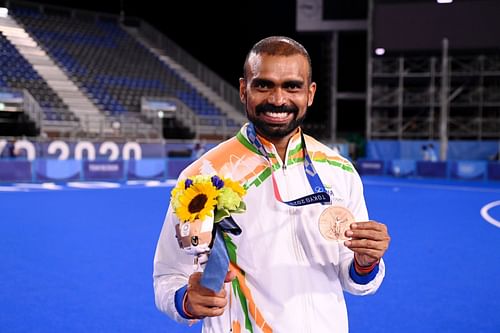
[170,186,182,209]
[171,174,247,223]
[222,177,246,197]
[174,181,218,222]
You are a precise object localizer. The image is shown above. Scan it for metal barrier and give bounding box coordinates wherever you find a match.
[0,158,194,183]
[356,159,500,181]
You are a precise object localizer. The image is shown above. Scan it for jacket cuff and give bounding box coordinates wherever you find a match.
[349,261,380,285]
[174,284,192,319]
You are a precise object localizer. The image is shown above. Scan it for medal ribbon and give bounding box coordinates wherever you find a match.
[246,123,330,206]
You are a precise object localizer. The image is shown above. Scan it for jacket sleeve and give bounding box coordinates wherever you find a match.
[338,169,386,295]
[153,206,197,324]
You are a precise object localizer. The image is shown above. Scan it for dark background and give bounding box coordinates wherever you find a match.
[373,0,500,53]
[23,1,334,87]
[10,0,368,138]
[6,1,500,139]
[24,0,366,87]
[19,0,366,137]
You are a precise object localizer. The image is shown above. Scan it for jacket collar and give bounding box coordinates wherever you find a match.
[237,123,304,165]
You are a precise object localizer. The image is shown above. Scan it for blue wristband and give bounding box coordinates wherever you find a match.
[174,284,192,319]
[349,261,379,285]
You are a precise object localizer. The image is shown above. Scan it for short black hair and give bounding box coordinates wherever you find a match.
[243,36,312,82]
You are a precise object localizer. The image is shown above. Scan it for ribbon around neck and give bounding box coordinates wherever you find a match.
[246,123,330,206]
[200,124,331,292]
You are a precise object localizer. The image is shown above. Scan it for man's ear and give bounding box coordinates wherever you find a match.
[307,82,317,106]
[239,78,246,103]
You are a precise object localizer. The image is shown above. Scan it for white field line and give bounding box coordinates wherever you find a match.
[480,201,500,228]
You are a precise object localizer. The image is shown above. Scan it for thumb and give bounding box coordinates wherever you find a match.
[224,270,236,283]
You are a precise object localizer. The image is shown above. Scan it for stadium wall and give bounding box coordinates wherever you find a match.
[367,140,500,161]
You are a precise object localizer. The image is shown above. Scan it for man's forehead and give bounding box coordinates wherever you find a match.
[246,53,309,78]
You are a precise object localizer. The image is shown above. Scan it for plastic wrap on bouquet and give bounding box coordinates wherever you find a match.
[175,214,242,291]
[175,214,215,270]
[170,174,247,290]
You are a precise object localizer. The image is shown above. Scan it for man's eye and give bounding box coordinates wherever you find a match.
[285,84,302,90]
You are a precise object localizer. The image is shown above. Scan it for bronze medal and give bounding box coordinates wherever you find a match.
[318,206,355,241]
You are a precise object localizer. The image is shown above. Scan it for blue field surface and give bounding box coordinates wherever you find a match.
[0,177,499,332]
[347,177,500,333]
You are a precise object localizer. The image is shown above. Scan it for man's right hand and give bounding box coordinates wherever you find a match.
[184,270,236,318]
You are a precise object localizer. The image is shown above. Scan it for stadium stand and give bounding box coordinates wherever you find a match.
[0,30,73,135]
[0,1,244,140]
[1,0,498,184]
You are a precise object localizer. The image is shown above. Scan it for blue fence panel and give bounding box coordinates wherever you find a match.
[127,159,166,180]
[1,158,498,183]
[367,140,499,160]
[83,160,125,181]
[166,157,193,179]
[416,161,448,178]
[357,160,385,175]
[34,159,81,181]
[388,159,417,177]
[450,161,487,180]
[0,160,32,182]
[488,162,500,181]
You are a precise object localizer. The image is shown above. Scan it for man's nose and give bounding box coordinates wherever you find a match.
[267,88,286,105]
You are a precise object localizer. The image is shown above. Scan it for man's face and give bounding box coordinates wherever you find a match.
[239,53,316,139]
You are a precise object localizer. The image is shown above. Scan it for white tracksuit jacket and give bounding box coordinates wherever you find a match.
[153,123,385,333]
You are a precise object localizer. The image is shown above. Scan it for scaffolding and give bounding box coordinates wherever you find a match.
[367,52,500,140]
[366,0,500,141]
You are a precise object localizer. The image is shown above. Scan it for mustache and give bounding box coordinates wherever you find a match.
[255,104,298,115]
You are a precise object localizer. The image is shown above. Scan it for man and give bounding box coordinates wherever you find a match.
[421,144,438,162]
[153,36,390,332]
[3,139,17,159]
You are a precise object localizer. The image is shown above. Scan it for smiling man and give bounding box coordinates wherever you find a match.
[154,36,391,333]
[241,39,314,162]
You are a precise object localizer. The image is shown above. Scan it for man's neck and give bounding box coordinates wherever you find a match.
[261,128,299,163]
[270,138,289,163]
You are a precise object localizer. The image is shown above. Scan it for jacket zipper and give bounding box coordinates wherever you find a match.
[282,163,311,332]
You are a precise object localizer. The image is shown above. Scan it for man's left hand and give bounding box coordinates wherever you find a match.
[344,221,390,267]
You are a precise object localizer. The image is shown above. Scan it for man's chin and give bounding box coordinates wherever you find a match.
[256,123,297,139]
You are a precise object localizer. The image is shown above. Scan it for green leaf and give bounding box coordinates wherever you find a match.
[233,201,246,213]
[214,208,230,223]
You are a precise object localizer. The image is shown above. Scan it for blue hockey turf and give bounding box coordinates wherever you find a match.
[0,177,499,332]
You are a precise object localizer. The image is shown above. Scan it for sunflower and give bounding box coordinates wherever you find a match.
[171,174,247,224]
[174,181,219,222]
[222,177,247,197]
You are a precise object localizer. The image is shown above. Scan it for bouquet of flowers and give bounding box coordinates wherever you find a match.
[171,174,246,268]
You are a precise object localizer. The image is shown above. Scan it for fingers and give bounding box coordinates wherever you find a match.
[346,239,386,252]
[224,269,236,283]
[188,273,227,299]
[350,221,388,235]
[185,290,228,318]
[185,271,233,318]
[344,220,391,260]
[348,247,383,259]
[186,292,228,318]
[186,295,227,318]
[346,221,390,243]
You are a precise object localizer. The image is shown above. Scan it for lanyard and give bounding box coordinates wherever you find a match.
[246,123,330,206]
[200,125,331,293]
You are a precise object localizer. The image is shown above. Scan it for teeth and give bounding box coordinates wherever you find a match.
[264,112,289,119]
